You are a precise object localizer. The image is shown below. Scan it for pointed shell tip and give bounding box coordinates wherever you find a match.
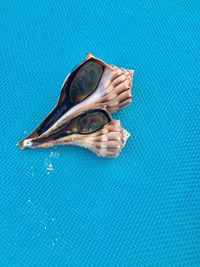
[23,139,33,148]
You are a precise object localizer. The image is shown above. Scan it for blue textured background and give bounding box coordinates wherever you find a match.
[0,0,199,266]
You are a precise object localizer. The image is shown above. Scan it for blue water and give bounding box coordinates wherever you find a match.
[0,0,199,266]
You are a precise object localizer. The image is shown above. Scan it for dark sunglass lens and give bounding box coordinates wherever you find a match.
[69,61,104,104]
[77,111,109,134]
[44,110,111,141]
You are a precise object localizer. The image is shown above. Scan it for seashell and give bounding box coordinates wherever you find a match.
[18,52,134,150]
[21,109,130,158]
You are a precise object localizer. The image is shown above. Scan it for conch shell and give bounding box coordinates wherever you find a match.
[22,109,130,158]
[18,53,134,157]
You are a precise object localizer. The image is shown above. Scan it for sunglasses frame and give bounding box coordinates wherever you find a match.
[18,53,114,148]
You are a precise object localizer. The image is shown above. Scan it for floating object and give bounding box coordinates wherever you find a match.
[18,53,134,157]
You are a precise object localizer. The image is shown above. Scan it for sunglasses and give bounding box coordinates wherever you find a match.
[38,59,105,136]
[18,53,133,157]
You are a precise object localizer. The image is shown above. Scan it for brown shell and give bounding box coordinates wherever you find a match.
[22,117,130,158]
[18,53,134,150]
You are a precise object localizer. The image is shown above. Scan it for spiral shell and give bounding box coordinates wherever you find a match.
[22,117,130,158]
[18,53,134,158]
